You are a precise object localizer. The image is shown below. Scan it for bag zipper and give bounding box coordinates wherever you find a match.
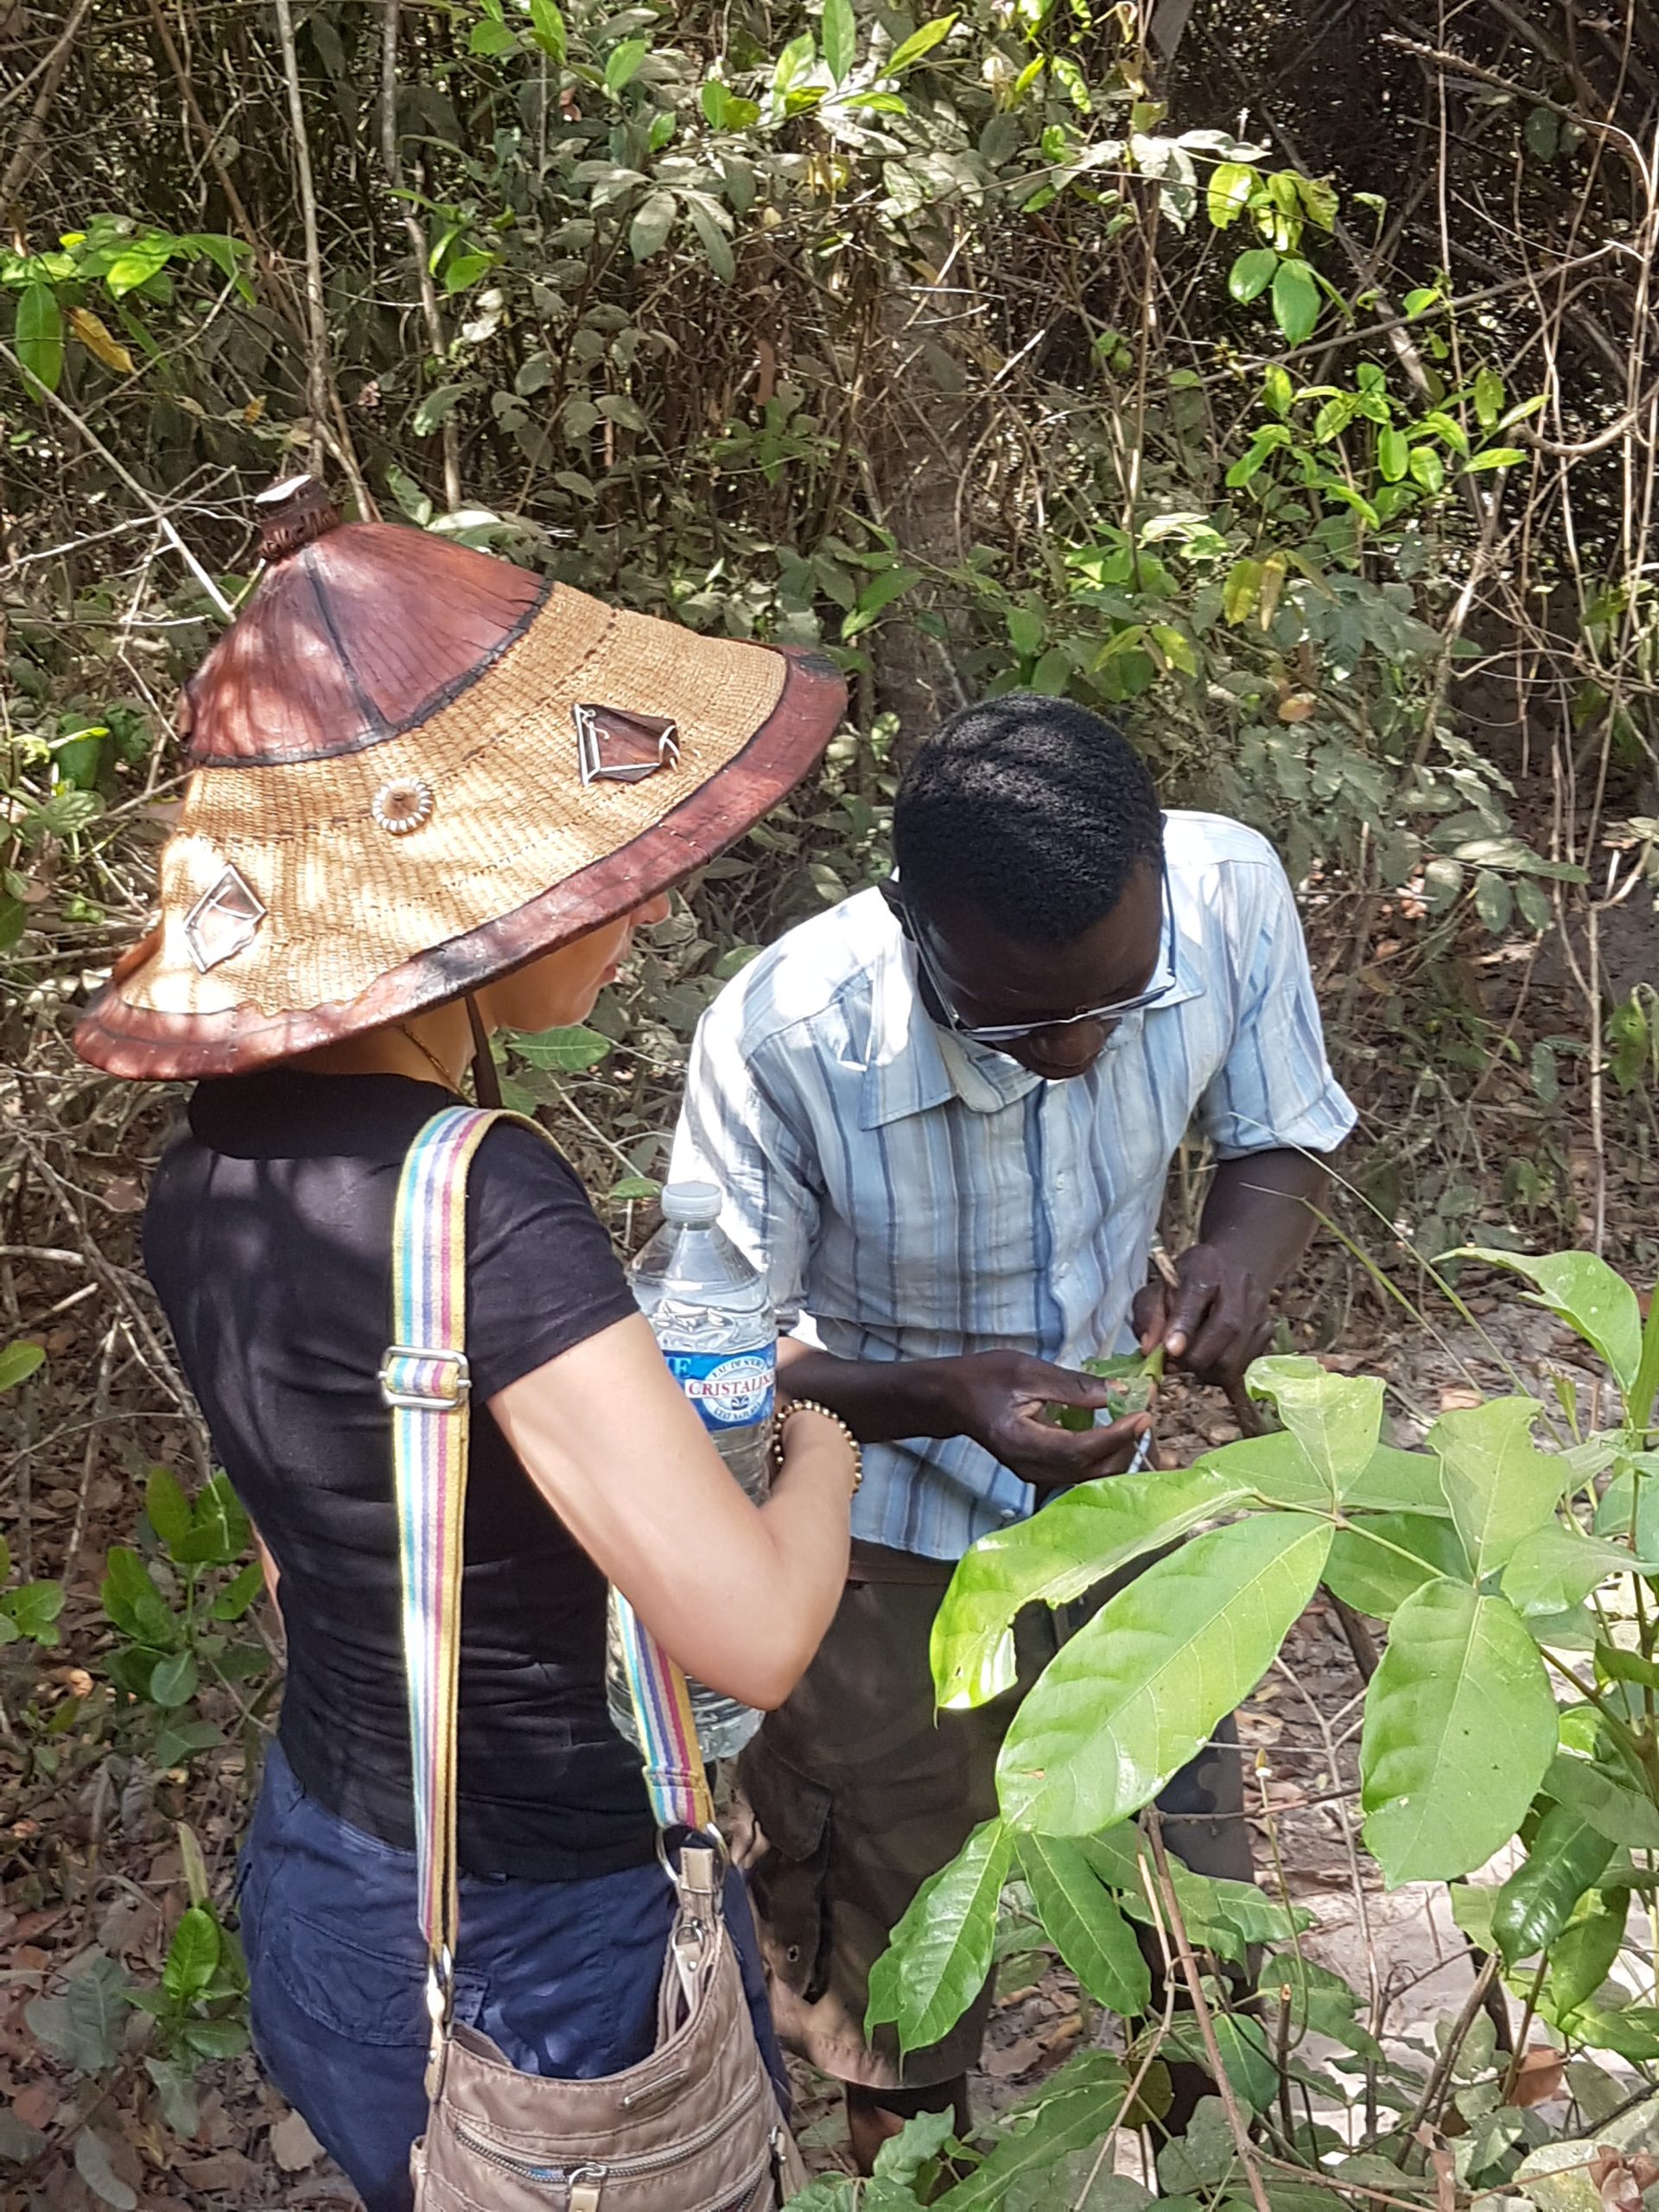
[451,2069,765,2197]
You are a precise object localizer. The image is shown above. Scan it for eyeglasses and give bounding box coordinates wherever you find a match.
[880,862,1176,1047]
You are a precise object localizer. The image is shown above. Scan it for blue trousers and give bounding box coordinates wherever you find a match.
[238,1744,785,2212]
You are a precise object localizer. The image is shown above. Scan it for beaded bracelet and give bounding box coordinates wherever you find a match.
[772,1398,863,1493]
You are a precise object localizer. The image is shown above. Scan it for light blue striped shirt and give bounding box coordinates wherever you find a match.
[671,810,1357,1561]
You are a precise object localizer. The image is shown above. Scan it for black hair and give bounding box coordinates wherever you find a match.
[891,694,1163,945]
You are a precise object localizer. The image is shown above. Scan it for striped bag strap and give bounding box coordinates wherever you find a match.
[381,1104,715,1991]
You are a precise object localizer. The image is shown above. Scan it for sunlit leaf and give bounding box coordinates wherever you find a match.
[887,15,957,73]
[1450,1249,1643,1394]
[1491,1802,1615,1965]
[867,1817,1009,2052]
[1360,1580,1558,1883]
[1270,257,1319,343]
[998,1513,1332,1834]
[931,1465,1253,1709]
[1430,1396,1571,1576]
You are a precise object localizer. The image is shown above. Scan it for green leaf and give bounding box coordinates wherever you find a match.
[516,1024,611,1072]
[867,1817,1009,2053]
[176,2016,250,2059]
[1449,1249,1643,1395]
[604,35,650,94]
[143,2056,200,2139]
[1408,444,1444,493]
[1244,1356,1384,1503]
[15,280,64,394]
[887,15,957,73]
[162,1905,220,2002]
[1465,447,1526,474]
[1377,426,1408,482]
[1221,556,1262,620]
[842,564,922,641]
[1262,362,1294,416]
[684,196,735,284]
[149,1651,200,1708]
[26,1950,130,2075]
[1543,1897,1627,2023]
[412,383,467,435]
[527,0,566,60]
[2,1579,64,1642]
[170,1471,250,1565]
[1270,257,1320,344]
[872,2107,956,2186]
[210,1558,265,1621]
[931,1466,1254,1709]
[1359,1581,1558,1883]
[934,2053,1132,2212]
[1430,1396,1571,1576]
[1228,248,1278,304]
[1546,1752,1659,1848]
[1017,1833,1151,2014]
[772,32,816,92]
[997,1514,1332,1834]
[0,1340,45,1393]
[74,2129,137,2211]
[146,1465,194,1552]
[629,189,677,261]
[823,0,855,84]
[1474,365,1504,428]
[1206,162,1255,229]
[105,234,175,297]
[1323,1514,1470,1618]
[1502,1524,1645,1616]
[1597,1459,1659,1556]
[1491,1803,1616,1965]
[1344,1445,1453,1515]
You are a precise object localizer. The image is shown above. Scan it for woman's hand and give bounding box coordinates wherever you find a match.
[493,1313,851,1711]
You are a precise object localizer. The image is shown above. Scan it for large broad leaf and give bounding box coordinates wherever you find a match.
[1502,1523,1649,1616]
[1323,1512,1470,1619]
[934,2053,1131,2212]
[15,282,64,394]
[931,1466,1252,1710]
[1360,1581,1559,1883]
[1541,1896,1629,2024]
[1244,1355,1384,1502]
[1017,1833,1150,2015]
[1453,1249,1643,1395]
[1544,1751,1659,1848]
[1491,1802,1616,1965]
[1430,1397,1571,1576]
[997,1514,1332,1834]
[1195,1431,1442,1516]
[25,1951,130,2075]
[822,0,855,82]
[867,1818,1009,2054]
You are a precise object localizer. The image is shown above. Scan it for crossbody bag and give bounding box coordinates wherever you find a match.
[382,1104,806,2211]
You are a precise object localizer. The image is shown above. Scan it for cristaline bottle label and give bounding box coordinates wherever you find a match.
[665,1349,776,1430]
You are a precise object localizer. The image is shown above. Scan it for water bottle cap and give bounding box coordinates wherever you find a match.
[659,1179,722,1226]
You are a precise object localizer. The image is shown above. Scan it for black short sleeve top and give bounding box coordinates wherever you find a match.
[143,1069,653,1880]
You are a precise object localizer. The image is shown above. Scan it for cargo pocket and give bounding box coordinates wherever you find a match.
[732,1732,834,2005]
[257,1855,486,2048]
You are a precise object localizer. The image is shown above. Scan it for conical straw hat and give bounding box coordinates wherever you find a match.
[75,478,846,1079]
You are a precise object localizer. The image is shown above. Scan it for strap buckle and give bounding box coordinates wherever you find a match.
[379,1346,472,1412]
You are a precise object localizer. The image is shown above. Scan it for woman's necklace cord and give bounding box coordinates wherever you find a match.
[398,1024,467,1097]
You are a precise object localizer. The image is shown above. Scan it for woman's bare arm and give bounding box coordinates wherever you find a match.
[493,1312,853,1709]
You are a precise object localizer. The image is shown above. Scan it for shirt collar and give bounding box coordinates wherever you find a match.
[857,893,1208,1130]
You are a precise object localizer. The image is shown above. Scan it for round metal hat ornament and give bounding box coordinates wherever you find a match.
[74,476,845,1079]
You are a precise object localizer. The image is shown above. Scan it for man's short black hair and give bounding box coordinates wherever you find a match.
[891,694,1163,945]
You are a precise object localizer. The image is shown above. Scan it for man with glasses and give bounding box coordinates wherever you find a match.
[671,693,1356,2167]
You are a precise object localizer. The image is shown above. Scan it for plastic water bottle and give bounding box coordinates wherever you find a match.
[606,1181,774,1761]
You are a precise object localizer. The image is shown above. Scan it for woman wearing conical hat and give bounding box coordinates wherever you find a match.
[77,479,857,2211]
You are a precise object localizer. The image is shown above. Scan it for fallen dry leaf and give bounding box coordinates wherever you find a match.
[1505,2044,1565,2108]
[270,2110,325,2172]
[1438,1385,1484,1411]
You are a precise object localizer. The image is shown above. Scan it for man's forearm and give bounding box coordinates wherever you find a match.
[779,1340,958,1445]
[1200,1147,1332,1291]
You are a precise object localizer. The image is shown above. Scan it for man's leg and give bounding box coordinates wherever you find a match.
[730,1556,1008,2177]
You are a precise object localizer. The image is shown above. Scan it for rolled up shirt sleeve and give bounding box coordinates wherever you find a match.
[1196,845,1358,1160]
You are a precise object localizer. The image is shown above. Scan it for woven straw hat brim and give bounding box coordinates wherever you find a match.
[73,588,844,1080]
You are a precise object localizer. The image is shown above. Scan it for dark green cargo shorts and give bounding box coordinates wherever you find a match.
[729,1541,1250,2091]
